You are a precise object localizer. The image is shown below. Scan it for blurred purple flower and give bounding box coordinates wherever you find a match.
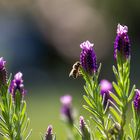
[100,79,112,107]
[79,116,85,132]
[45,125,53,140]
[79,116,90,139]
[0,57,7,85]
[80,40,97,75]
[60,95,73,125]
[134,89,140,112]
[9,72,26,99]
[0,57,6,70]
[114,24,130,59]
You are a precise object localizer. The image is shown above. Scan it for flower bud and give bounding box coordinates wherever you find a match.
[79,116,90,140]
[9,72,26,100]
[45,125,53,140]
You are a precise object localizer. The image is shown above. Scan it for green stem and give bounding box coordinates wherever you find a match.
[90,75,109,140]
[117,56,129,139]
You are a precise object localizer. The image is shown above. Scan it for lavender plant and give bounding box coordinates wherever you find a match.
[68,24,137,140]
[0,58,32,140]
[110,24,135,139]
[0,23,139,140]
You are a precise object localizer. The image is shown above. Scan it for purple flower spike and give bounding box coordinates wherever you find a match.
[60,95,73,125]
[9,72,26,99]
[80,40,97,75]
[79,116,85,132]
[100,79,112,107]
[114,24,130,59]
[0,57,6,70]
[79,116,90,139]
[45,125,53,140]
[134,89,140,112]
[0,57,7,85]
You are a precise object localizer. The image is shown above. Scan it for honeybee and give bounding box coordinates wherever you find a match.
[69,61,81,79]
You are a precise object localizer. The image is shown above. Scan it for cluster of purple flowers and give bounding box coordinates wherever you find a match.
[80,40,97,75]
[9,72,26,99]
[0,57,26,101]
[114,24,130,59]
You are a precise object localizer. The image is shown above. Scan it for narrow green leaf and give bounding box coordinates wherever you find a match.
[0,116,6,125]
[128,85,136,102]
[90,116,104,131]
[22,118,30,135]
[112,82,122,98]
[109,92,123,107]
[109,106,121,123]
[131,102,136,127]
[125,79,130,96]
[21,114,26,129]
[83,105,101,119]
[25,129,32,140]
[21,101,26,117]
[0,132,9,139]
[96,126,106,138]
[129,123,134,140]
[105,114,111,130]
[74,124,82,136]
[0,122,9,133]
[112,65,119,81]
[7,74,12,86]
[84,85,90,96]
[83,95,95,108]
[96,63,102,79]
[80,67,92,89]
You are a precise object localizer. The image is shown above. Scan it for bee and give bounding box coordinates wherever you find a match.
[69,61,81,79]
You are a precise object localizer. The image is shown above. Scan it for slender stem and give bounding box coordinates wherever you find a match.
[90,74,109,140]
[117,57,129,139]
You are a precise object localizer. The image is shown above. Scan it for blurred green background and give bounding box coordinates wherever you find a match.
[0,0,140,139]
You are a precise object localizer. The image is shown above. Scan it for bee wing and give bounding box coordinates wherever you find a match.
[69,69,74,77]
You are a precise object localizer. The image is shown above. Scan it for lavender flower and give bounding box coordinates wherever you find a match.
[134,89,140,112]
[45,125,53,140]
[80,40,97,75]
[9,72,26,99]
[0,57,7,85]
[79,116,90,140]
[100,79,112,107]
[114,24,130,59]
[79,116,85,132]
[60,95,73,125]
